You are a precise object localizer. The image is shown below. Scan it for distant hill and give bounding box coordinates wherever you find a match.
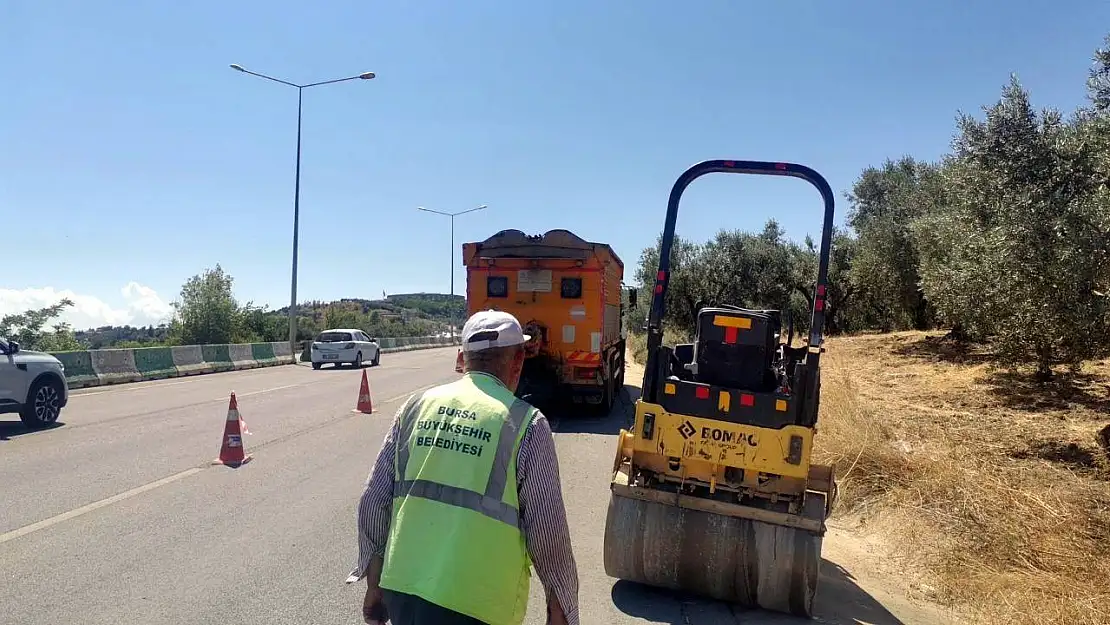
[75,293,465,349]
[385,293,466,321]
[75,324,172,349]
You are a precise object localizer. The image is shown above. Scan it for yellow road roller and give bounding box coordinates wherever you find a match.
[604,159,839,618]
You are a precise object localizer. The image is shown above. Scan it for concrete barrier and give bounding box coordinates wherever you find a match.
[379,335,458,354]
[171,345,210,376]
[53,351,98,387]
[250,342,278,366]
[133,346,178,381]
[91,348,143,385]
[51,336,459,390]
[272,341,293,360]
[201,344,234,373]
[228,344,255,369]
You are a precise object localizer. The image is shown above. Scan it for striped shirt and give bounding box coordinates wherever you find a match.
[353,373,580,625]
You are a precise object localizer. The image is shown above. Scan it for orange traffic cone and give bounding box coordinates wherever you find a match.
[214,391,252,467]
[354,370,374,414]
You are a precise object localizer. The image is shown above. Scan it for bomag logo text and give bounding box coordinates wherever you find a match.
[700,426,756,446]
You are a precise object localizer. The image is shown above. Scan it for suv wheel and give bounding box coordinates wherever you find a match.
[20,377,64,428]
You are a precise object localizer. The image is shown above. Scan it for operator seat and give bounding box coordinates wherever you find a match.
[684,306,781,393]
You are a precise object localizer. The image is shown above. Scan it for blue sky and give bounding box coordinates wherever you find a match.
[3,0,1108,330]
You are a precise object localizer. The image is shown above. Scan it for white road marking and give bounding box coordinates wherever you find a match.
[383,383,440,403]
[0,467,204,546]
[3,376,456,543]
[350,383,443,414]
[216,383,303,401]
[71,379,194,397]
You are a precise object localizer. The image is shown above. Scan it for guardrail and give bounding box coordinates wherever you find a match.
[51,335,461,390]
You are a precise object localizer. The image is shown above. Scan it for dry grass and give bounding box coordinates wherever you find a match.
[813,331,1110,625]
[626,329,1110,624]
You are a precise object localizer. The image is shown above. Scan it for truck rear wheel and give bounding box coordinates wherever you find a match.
[594,358,616,416]
[601,376,615,415]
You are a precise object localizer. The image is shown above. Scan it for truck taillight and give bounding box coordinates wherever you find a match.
[573,366,599,380]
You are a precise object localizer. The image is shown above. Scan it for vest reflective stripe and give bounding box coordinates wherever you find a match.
[393,397,533,528]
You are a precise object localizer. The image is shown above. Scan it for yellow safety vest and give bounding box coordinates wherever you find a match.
[379,371,537,625]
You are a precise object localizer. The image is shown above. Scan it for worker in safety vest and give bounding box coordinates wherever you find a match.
[349,309,580,625]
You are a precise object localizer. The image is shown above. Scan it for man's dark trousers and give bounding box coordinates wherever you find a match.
[381,589,488,624]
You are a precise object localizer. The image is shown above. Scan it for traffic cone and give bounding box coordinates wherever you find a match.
[214,391,252,467]
[354,370,374,414]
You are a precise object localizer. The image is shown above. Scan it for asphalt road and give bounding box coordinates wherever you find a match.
[0,347,921,625]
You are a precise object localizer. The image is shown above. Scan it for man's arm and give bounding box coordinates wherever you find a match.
[516,411,580,625]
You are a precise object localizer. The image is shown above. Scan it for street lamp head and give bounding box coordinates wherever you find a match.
[229,64,246,72]
[359,72,376,80]
[475,204,488,210]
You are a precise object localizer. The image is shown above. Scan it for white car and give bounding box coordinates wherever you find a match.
[0,338,70,428]
[310,329,380,370]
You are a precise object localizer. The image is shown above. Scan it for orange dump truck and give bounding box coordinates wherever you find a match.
[460,229,636,413]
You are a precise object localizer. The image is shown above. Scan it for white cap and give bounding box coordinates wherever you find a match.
[461,309,531,352]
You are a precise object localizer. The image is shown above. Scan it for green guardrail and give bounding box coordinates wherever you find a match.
[51,336,460,389]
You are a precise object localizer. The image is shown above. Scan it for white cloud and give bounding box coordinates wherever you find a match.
[0,283,174,331]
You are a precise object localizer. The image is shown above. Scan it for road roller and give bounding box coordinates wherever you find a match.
[603,159,839,617]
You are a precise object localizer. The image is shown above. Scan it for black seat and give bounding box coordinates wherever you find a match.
[688,307,780,392]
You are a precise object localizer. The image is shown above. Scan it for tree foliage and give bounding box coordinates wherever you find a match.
[0,299,85,352]
[631,33,1110,378]
[167,265,251,345]
[846,156,938,331]
[914,77,1110,376]
[163,265,454,347]
[631,220,847,341]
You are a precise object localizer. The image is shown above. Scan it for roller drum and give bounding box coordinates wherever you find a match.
[603,491,823,617]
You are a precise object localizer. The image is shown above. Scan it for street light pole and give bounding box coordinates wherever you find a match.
[416,204,487,297]
[290,87,302,359]
[229,63,376,357]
